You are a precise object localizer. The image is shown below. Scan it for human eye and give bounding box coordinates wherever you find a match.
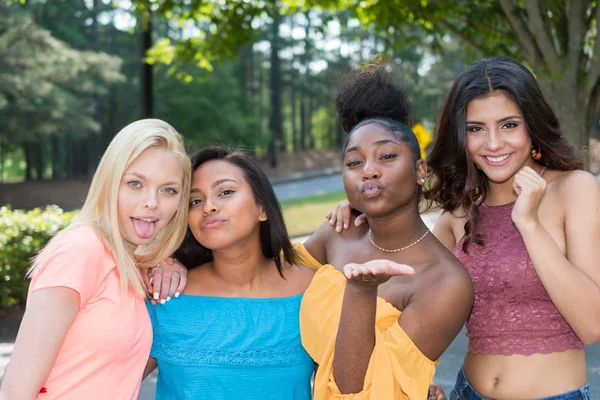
[128,180,142,189]
[219,189,235,197]
[163,187,179,195]
[345,159,361,167]
[467,125,483,133]
[189,198,203,207]
[502,121,519,129]
[380,153,397,160]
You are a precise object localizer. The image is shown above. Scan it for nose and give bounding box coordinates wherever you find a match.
[202,197,219,216]
[485,129,502,152]
[362,160,380,180]
[144,191,158,210]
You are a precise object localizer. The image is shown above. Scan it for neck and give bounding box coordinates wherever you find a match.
[485,161,542,206]
[366,205,428,251]
[210,233,271,290]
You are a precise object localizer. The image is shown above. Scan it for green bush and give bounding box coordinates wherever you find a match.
[0,206,77,309]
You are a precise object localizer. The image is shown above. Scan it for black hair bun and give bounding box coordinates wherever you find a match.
[334,60,411,133]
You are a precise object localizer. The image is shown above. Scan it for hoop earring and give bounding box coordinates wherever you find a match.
[531,146,542,161]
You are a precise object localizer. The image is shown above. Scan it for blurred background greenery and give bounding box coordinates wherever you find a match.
[2,0,600,310]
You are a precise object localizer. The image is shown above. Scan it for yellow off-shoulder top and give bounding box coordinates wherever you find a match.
[294,242,439,400]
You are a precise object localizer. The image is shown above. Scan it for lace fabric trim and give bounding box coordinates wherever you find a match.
[151,342,312,367]
[467,332,585,356]
[454,203,584,356]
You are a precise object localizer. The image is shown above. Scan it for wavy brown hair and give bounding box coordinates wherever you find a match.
[424,56,583,252]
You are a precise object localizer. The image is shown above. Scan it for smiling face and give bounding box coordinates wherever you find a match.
[187,159,267,251]
[117,146,184,251]
[342,123,426,218]
[466,92,537,184]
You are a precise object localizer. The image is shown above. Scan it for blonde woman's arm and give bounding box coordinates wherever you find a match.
[0,288,78,400]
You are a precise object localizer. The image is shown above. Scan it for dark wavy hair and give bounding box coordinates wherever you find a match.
[174,145,297,275]
[425,56,583,251]
[335,61,421,164]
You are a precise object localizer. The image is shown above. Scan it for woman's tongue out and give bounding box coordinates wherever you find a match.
[132,217,157,240]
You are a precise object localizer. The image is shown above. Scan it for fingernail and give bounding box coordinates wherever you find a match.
[160,299,166,304]
[336,226,341,232]
[167,296,172,301]
[153,292,159,300]
[329,220,334,225]
[149,277,153,284]
[344,223,348,229]
[175,292,180,298]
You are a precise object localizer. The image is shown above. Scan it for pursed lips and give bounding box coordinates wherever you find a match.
[361,181,383,197]
[201,217,226,230]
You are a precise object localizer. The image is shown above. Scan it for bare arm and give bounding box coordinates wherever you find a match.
[143,357,158,380]
[399,270,473,360]
[432,210,459,251]
[303,221,335,265]
[333,261,416,394]
[0,288,79,400]
[517,171,600,344]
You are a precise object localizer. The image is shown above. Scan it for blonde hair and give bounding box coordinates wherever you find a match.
[30,119,191,297]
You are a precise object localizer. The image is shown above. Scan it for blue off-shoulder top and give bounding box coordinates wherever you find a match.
[146,294,314,400]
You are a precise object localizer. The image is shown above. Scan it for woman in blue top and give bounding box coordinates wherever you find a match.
[143,145,316,400]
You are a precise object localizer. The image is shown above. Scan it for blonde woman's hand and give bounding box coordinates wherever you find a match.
[143,257,187,305]
[343,259,415,288]
[325,200,367,233]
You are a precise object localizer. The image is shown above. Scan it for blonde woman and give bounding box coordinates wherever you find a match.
[0,119,191,400]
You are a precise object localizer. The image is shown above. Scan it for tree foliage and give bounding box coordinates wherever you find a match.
[0,7,123,148]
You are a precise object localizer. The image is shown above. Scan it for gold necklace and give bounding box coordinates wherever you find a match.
[368,229,430,253]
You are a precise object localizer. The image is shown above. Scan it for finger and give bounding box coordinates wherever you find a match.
[354,213,366,227]
[325,211,332,220]
[343,264,355,279]
[329,206,338,226]
[166,272,180,301]
[385,262,415,276]
[159,270,172,303]
[166,256,175,265]
[514,173,538,193]
[151,268,163,301]
[175,269,187,298]
[341,204,350,230]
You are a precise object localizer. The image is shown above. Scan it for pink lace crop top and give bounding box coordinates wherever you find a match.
[453,202,584,356]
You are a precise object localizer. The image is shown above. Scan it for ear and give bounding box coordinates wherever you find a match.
[258,206,268,222]
[416,159,428,186]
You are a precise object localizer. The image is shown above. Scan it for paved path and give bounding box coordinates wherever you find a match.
[273,173,343,202]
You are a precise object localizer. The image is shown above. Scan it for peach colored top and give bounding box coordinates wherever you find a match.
[295,243,439,400]
[29,225,152,400]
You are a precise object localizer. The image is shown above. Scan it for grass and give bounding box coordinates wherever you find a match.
[280,191,347,237]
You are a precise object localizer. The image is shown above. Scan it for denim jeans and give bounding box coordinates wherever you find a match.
[449,367,591,400]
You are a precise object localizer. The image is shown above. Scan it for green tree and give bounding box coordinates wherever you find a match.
[294,0,600,166]
[0,7,123,180]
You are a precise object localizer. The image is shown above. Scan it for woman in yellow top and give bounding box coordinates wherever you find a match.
[296,63,474,400]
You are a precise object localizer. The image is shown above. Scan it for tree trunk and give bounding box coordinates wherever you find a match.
[139,13,153,118]
[34,141,44,180]
[66,137,75,179]
[88,0,102,176]
[300,90,307,150]
[291,78,298,151]
[24,142,33,181]
[51,135,61,180]
[539,78,590,167]
[269,10,283,164]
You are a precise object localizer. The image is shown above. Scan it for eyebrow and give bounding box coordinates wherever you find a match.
[345,139,400,155]
[125,172,181,186]
[190,178,238,193]
[466,115,522,125]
